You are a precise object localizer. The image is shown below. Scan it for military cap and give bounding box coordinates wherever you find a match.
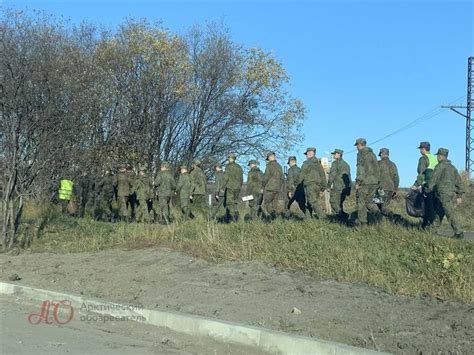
[378,148,389,156]
[228,152,237,159]
[354,138,367,146]
[304,147,316,155]
[331,149,344,155]
[436,148,449,156]
[138,164,147,171]
[266,151,276,158]
[192,159,201,166]
[214,162,222,168]
[248,159,258,166]
[161,161,170,168]
[287,156,297,163]
[179,165,188,170]
[417,141,430,150]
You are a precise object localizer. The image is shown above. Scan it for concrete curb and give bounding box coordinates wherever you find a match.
[0,281,385,355]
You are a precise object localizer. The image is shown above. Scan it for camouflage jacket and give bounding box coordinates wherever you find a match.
[214,170,225,196]
[298,157,327,190]
[133,175,153,201]
[415,155,429,187]
[378,158,399,192]
[117,172,133,197]
[328,158,351,191]
[427,160,465,196]
[190,167,207,195]
[97,174,116,199]
[155,171,176,197]
[176,173,192,199]
[75,174,96,201]
[356,147,379,185]
[286,165,301,193]
[223,162,243,191]
[247,167,264,196]
[262,160,284,192]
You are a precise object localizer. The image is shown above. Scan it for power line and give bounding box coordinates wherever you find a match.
[345,95,466,154]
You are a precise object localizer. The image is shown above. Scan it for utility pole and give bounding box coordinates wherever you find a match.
[442,56,473,178]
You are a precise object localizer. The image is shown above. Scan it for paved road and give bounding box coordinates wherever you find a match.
[437,230,474,240]
[0,295,264,355]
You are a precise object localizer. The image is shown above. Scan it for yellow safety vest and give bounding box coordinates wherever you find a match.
[423,153,438,184]
[58,179,73,200]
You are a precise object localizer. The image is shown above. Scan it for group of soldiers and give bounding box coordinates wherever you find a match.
[57,138,466,239]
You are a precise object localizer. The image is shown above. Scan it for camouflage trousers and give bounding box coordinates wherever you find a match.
[434,192,462,234]
[285,185,306,217]
[117,196,130,220]
[304,183,325,219]
[248,193,262,219]
[180,195,191,220]
[191,194,207,219]
[135,199,152,223]
[330,188,349,215]
[422,191,436,228]
[224,188,240,221]
[59,199,70,214]
[262,190,279,217]
[96,196,114,221]
[355,185,379,224]
[211,194,226,220]
[78,196,95,218]
[156,196,171,223]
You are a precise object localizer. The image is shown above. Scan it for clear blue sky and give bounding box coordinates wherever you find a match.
[4,0,473,185]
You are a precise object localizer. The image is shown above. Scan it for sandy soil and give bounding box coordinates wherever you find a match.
[1,248,473,354]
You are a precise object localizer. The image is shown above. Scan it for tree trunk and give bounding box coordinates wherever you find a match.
[8,195,23,249]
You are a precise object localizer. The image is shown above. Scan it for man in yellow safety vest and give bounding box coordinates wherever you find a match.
[411,141,438,228]
[58,177,74,214]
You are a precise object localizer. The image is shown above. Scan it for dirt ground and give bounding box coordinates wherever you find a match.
[1,248,473,354]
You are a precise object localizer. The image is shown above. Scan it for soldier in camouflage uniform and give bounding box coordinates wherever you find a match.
[261,152,284,219]
[354,138,380,226]
[377,148,399,217]
[155,161,176,224]
[246,160,264,220]
[285,156,306,217]
[190,160,207,219]
[298,147,327,219]
[132,165,153,223]
[426,148,465,239]
[96,170,117,222]
[211,163,226,220]
[76,172,96,218]
[222,153,243,222]
[117,165,133,222]
[176,165,192,220]
[411,141,438,228]
[328,149,351,220]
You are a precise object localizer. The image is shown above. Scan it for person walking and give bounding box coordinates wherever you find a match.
[298,147,327,219]
[354,138,380,227]
[426,148,465,239]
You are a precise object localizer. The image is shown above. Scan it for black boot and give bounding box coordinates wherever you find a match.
[453,232,464,240]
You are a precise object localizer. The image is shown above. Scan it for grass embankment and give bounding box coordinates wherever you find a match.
[10,184,474,303]
[16,216,473,303]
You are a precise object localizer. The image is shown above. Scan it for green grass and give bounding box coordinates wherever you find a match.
[9,184,474,304]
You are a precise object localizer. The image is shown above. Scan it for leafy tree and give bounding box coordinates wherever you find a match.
[0,11,305,249]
